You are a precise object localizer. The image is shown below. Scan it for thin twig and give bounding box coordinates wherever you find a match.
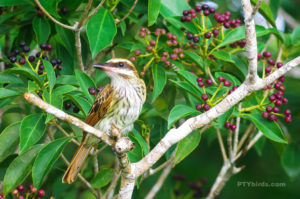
[34,0,75,30]
[116,0,139,25]
[148,157,174,176]
[53,121,80,146]
[227,129,233,161]
[216,128,228,162]
[78,0,94,28]
[251,0,263,19]
[237,124,253,151]
[232,103,242,157]
[75,29,85,71]
[83,0,106,25]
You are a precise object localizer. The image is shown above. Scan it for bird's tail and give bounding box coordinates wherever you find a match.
[62,143,92,184]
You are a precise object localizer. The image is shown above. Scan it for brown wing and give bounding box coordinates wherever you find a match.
[85,84,113,126]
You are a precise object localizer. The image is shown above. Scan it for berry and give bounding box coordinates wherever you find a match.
[285,116,292,123]
[12,189,19,195]
[204,32,211,39]
[140,71,146,76]
[19,196,25,199]
[201,4,209,10]
[88,87,96,95]
[14,49,20,55]
[50,59,57,66]
[61,7,68,14]
[133,49,141,56]
[129,56,136,62]
[56,59,62,64]
[203,104,210,111]
[266,106,273,112]
[279,76,285,82]
[186,33,193,40]
[170,53,178,60]
[10,56,17,63]
[193,36,200,43]
[39,64,44,70]
[140,27,146,32]
[257,53,262,59]
[149,40,156,46]
[224,80,232,87]
[218,76,225,82]
[19,41,26,47]
[183,10,189,16]
[164,60,171,66]
[269,95,276,102]
[209,8,215,14]
[37,10,43,17]
[191,13,197,18]
[267,59,275,65]
[195,6,202,12]
[203,9,210,16]
[139,31,146,37]
[42,55,48,60]
[160,56,167,61]
[201,94,209,101]
[31,187,37,193]
[162,51,168,57]
[277,62,283,68]
[272,106,279,113]
[198,81,204,87]
[282,97,288,104]
[19,58,26,65]
[57,65,63,70]
[179,53,185,58]
[269,114,277,121]
[196,104,202,111]
[275,100,282,107]
[265,66,272,73]
[206,78,212,85]
[28,55,35,62]
[263,51,272,58]
[284,109,291,116]
[38,189,45,197]
[17,185,25,192]
[146,46,153,51]
[212,29,219,37]
[224,122,231,129]
[262,111,269,118]
[172,174,186,181]
[225,11,231,17]
[180,16,186,22]
[64,102,72,110]
[23,45,30,52]
[230,124,236,131]
[38,69,43,75]
[197,77,203,82]
[40,43,47,50]
[188,9,195,14]
[224,22,230,28]
[73,106,80,113]
[47,44,52,50]
[166,32,173,39]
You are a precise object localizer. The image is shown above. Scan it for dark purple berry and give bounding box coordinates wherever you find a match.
[61,7,68,14]
[277,62,283,68]
[57,65,63,70]
[88,87,96,95]
[14,49,20,55]
[64,101,71,109]
[47,44,52,51]
[263,51,272,58]
[183,10,189,16]
[201,94,209,101]
[19,41,26,47]
[9,56,16,63]
[201,4,209,10]
[23,45,30,52]
[40,43,47,50]
[266,106,273,112]
[196,104,202,111]
[57,59,62,64]
[230,124,236,131]
[38,69,43,75]
[73,106,80,113]
[50,59,57,66]
[193,36,200,43]
[28,55,35,62]
[19,58,26,65]
[224,122,231,129]
[204,32,211,39]
[269,114,277,121]
[187,33,193,40]
[203,104,210,111]
[203,9,210,16]
[212,29,219,37]
[195,6,202,12]
[267,59,275,65]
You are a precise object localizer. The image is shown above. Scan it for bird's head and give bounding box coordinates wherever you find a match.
[93,58,139,80]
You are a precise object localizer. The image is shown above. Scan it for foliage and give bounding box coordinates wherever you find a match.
[0,0,300,198]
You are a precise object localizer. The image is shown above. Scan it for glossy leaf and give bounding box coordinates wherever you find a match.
[133,128,149,155]
[56,75,79,86]
[152,64,166,103]
[184,51,204,68]
[3,144,43,195]
[174,131,201,165]
[212,51,233,63]
[20,113,46,154]
[32,137,71,188]
[65,94,92,116]
[168,105,199,129]
[55,24,74,56]
[75,69,96,103]
[0,88,21,100]
[160,0,190,17]
[6,67,44,89]
[43,60,56,92]
[281,144,300,179]
[53,85,77,96]
[43,91,63,123]
[39,0,60,18]
[0,122,20,163]
[177,70,203,94]
[251,0,276,27]
[91,168,114,188]
[0,0,31,6]
[148,0,161,26]
[243,111,287,144]
[32,17,51,44]
[170,80,203,100]
[127,134,143,163]
[0,73,23,84]
[217,107,235,128]
[86,7,117,58]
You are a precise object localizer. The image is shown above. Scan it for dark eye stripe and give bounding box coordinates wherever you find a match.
[119,62,124,67]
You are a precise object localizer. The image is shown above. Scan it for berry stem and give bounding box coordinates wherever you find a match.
[143,57,155,71]
[262,61,266,78]
[240,104,261,112]
[23,54,35,71]
[209,83,222,103]
[35,51,44,72]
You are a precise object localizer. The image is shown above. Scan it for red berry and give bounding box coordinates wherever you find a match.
[224,122,231,129]
[139,32,146,37]
[196,104,202,111]
[12,189,18,195]
[193,36,200,43]
[164,60,171,66]
[279,76,285,82]
[265,66,272,73]
[204,32,211,39]
[201,94,209,101]
[195,6,202,12]
[197,77,203,82]
[268,95,276,102]
[203,10,210,16]
[275,99,282,107]
[160,56,167,61]
[203,104,210,111]
[263,51,272,58]
[187,33,193,40]
[38,189,45,197]
[266,106,273,112]
[284,109,291,116]
[149,40,156,46]
[277,62,283,68]
[282,98,288,104]
[230,124,236,131]
[267,59,275,65]
[129,56,136,62]
[88,87,96,95]
[19,58,26,65]
[31,187,38,193]
[272,106,279,113]
[212,29,219,37]
[183,10,189,16]
[268,114,277,121]
[140,27,146,32]
[257,53,262,59]
[134,49,141,56]
[218,76,225,82]
[146,46,153,51]
[262,111,269,118]
[224,80,232,87]
[17,185,25,192]
[198,81,204,87]
[285,116,292,123]
[206,78,212,85]
[170,53,178,60]
[47,44,52,51]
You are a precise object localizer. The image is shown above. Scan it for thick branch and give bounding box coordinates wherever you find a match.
[242,0,259,82]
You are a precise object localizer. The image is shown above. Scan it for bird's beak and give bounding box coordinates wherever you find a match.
[93,63,113,72]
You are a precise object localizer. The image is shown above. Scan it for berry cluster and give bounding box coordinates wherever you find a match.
[1,184,52,199]
[224,121,237,131]
[257,51,291,123]
[88,86,102,95]
[172,174,207,198]
[64,101,80,113]
[34,5,44,17]
[195,76,236,112]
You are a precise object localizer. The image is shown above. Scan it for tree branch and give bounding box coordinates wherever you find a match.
[83,0,106,25]
[242,0,259,83]
[216,128,228,162]
[75,29,85,71]
[116,0,139,25]
[34,0,75,30]
[251,0,262,18]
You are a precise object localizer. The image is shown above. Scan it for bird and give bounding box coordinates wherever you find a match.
[62,58,146,184]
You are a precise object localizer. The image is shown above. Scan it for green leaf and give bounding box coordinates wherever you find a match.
[0,88,21,100]
[6,67,44,89]
[251,0,276,27]
[217,107,235,128]
[177,70,203,94]
[32,17,51,44]
[212,51,233,63]
[127,134,143,163]
[91,168,114,188]
[160,0,190,17]
[43,91,63,123]
[270,0,280,19]
[55,24,74,56]
[170,80,202,100]
[168,105,199,129]
[132,128,149,155]
[20,113,46,154]
[53,85,77,96]
[86,7,117,58]
[39,0,60,18]
[292,25,300,44]
[0,122,20,163]
[75,70,96,103]
[184,51,204,68]
[148,0,161,26]
[0,0,31,6]
[243,111,287,144]
[43,60,56,92]
[32,137,71,189]
[65,94,92,116]
[214,72,241,86]
[0,73,23,84]
[152,64,166,103]
[174,130,201,165]
[56,75,79,86]
[281,144,300,179]
[3,144,43,195]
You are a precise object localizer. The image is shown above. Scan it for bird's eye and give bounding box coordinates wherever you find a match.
[118,62,124,67]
